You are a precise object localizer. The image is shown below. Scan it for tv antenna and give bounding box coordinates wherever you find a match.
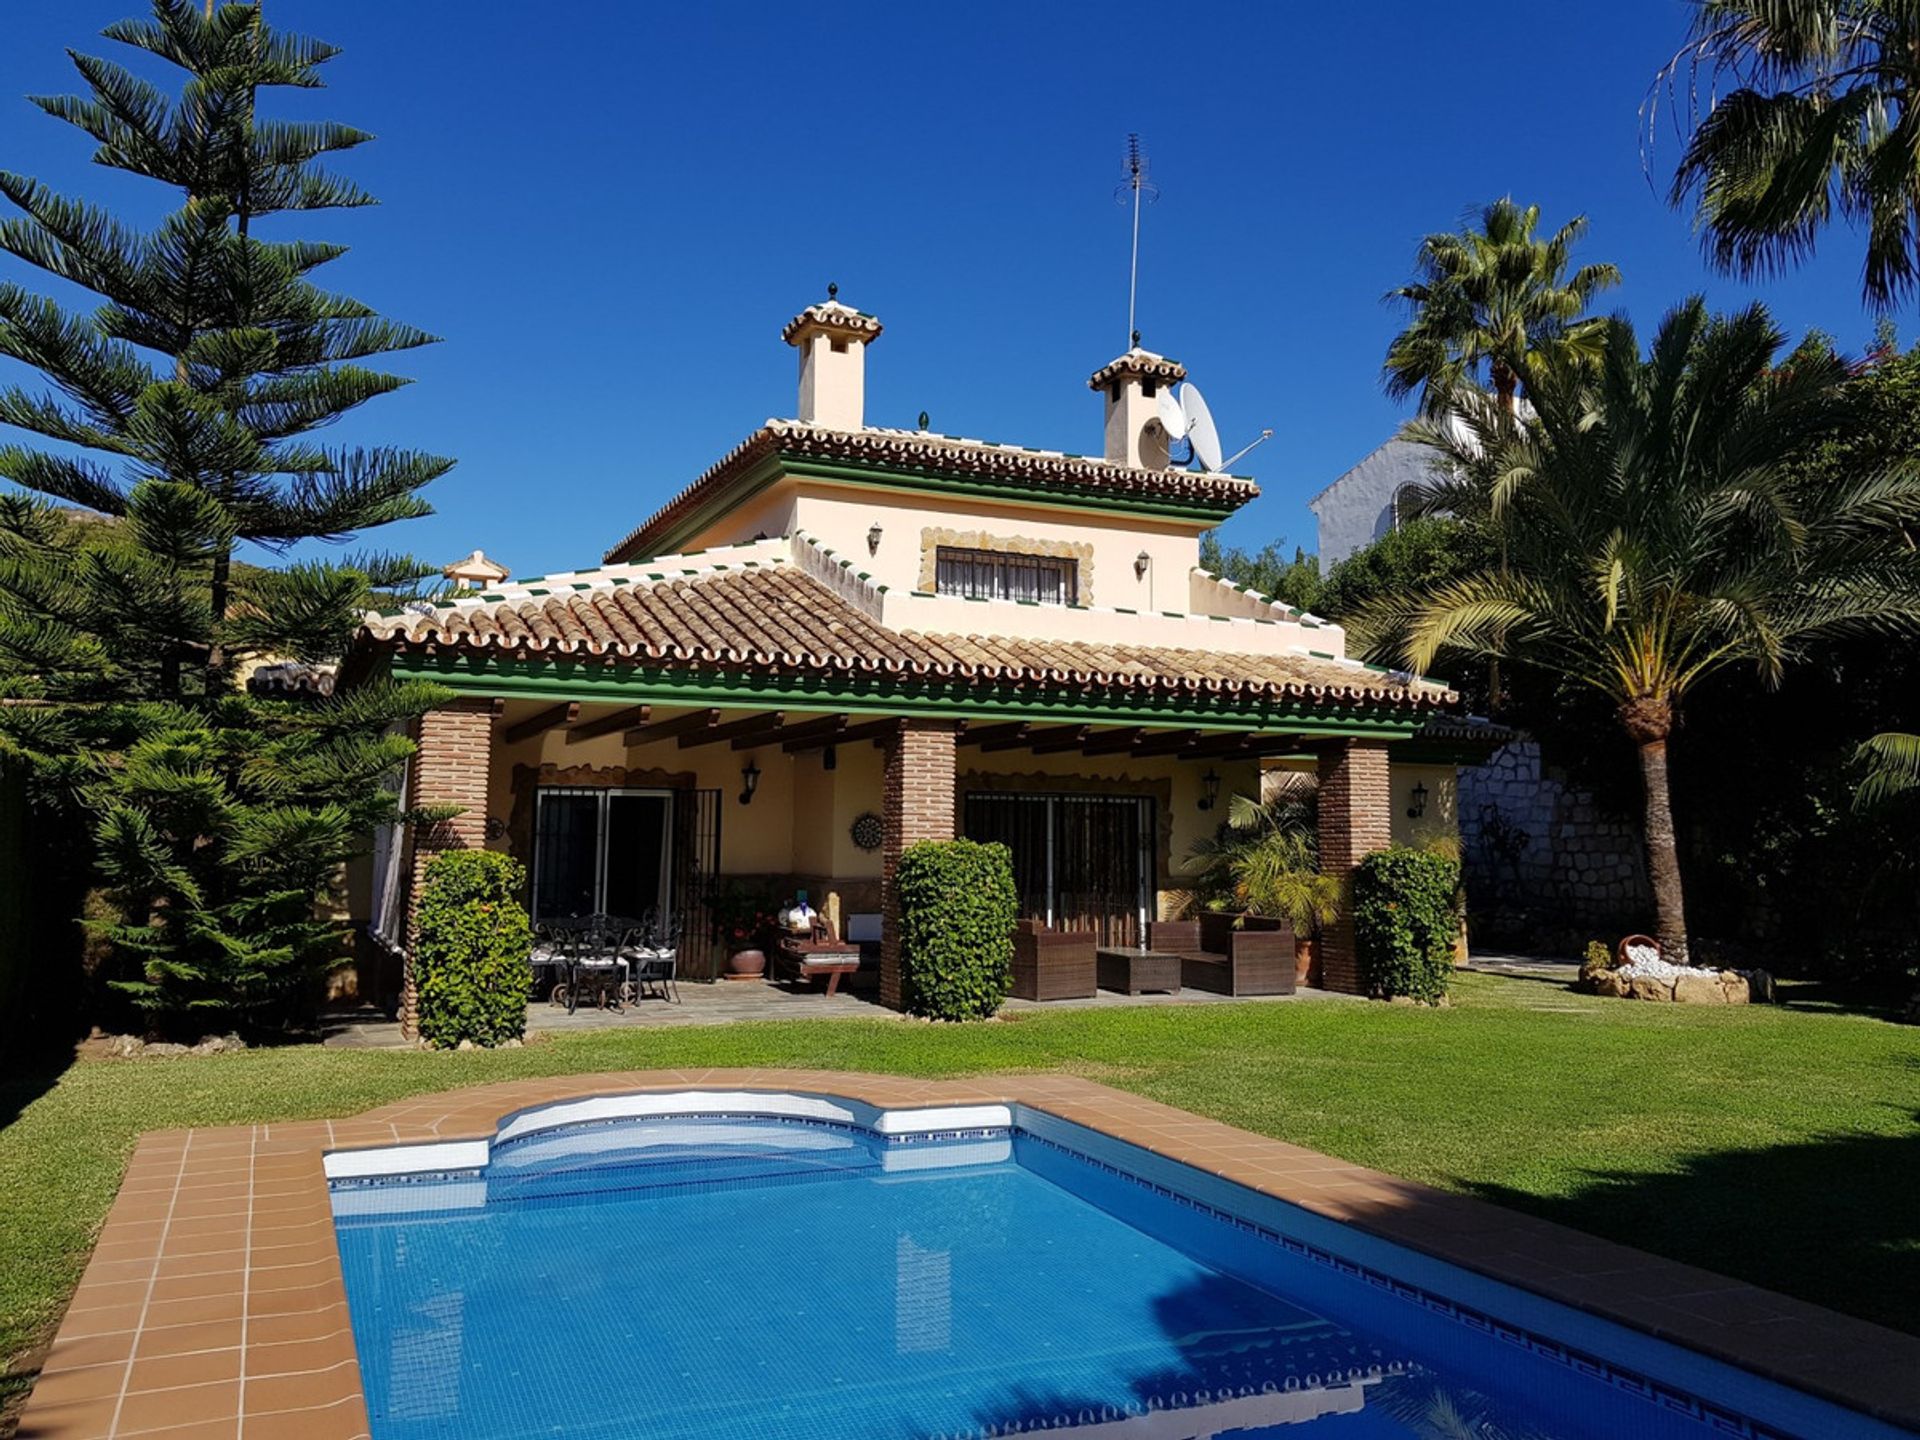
[1114,134,1158,351]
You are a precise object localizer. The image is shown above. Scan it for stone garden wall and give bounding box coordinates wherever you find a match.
[1458,741,1649,952]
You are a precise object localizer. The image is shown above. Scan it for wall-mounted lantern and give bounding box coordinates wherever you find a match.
[739,757,761,806]
[1198,767,1221,812]
[868,522,883,556]
[1135,549,1151,580]
[1407,781,1428,819]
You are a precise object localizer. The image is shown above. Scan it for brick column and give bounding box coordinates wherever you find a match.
[400,699,495,1037]
[880,720,959,1010]
[1317,739,1393,996]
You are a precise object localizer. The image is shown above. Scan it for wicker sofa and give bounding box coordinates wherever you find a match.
[1010,919,1097,1001]
[1147,914,1295,996]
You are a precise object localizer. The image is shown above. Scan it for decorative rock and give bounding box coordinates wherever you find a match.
[501,1037,523,1049]
[456,1038,477,1052]
[1672,973,1727,1005]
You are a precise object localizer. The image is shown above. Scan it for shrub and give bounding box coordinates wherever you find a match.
[1579,939,1616,986]
[415,850,534,1048]
[1352,846,1461,1004]
[896,838,1017,1020]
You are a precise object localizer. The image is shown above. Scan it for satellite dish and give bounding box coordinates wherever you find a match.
[1180,382,1223,472]
[1154,387,1188,441]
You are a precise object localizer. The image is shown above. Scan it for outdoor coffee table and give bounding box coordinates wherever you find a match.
[1096,946,1181,995]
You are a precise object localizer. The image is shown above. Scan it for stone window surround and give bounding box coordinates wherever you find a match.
[919,527,1097,607]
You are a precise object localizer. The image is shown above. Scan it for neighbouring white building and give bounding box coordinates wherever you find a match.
[1306,437,1443,569]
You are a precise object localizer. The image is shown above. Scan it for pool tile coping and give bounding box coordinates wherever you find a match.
[16,1068,1920,1439]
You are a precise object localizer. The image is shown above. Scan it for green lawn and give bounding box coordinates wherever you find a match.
[3,971,1917,1429]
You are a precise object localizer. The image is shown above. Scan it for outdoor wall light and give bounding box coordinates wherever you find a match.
[739,758,761,806]
[1198,768,1221,812]
[868,522,883,555]
[1407,781,1428,819]
[822,744,837,772]
[1135,550,1151,579]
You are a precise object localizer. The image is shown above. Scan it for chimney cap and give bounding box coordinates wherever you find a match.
[782,297,883,348]
[443,548,510,588]
[1088,346,1187,391]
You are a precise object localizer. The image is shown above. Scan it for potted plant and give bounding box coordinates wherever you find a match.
[1228,830,1342,985]
[1183,781,1339,984]
[710,879,779,980]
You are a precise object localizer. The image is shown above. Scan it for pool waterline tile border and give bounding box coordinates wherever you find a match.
[18,1068,1920,1440]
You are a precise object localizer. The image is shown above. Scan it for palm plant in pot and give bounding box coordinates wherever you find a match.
[1186,779,1341,984]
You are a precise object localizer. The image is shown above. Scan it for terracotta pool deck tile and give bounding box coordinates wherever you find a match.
[141,1293,247,1335]
[52,1304,148,1341]
[237,1394,368,1440]
[43,1333,138,1373]
[111,1380,239,1436]
[245,1311,351,1349]
[241,1360,362,1415]
[130,1320,243,1361]
[244,1330,359,1380]
[124,1348,242,1394]
[24,1363,129,1410]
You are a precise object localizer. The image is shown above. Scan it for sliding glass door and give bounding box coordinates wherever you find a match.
[532,788,673,924]
[962,792,1154,945]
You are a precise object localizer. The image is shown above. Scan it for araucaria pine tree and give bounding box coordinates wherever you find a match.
[0,2,454,1030]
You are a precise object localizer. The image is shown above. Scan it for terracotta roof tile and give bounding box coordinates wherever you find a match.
[360,564,1454,711]
[603,421,1258,564]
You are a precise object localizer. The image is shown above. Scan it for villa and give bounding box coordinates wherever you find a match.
[347,296,1473,1033]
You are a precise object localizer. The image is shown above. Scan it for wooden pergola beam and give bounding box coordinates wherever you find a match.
[1024,725,1095,755]
[1075,727,1146,757]
[1126,729,1206,757]
[744,713,846,750]
[679,711,784,749]
[567,704,650,744]
[785,716,903,753]
[501,702,578,746]
[624,708,719,747]
[958,721,1026,748]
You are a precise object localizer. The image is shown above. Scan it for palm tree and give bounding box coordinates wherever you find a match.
[1383,198,1621,417]
[1856,731,1920,807]
[1381,298,1920,964]
[1657,1,1920,311]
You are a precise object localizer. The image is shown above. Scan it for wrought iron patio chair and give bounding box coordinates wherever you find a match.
[620,908,679,1004]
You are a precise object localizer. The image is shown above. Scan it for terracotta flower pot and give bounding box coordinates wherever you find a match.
[724,946,767,980]
[1295,936,1321,988]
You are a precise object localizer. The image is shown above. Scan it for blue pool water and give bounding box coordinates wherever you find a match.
[329,1108,1901,1440]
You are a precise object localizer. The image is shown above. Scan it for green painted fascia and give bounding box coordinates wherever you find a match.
[619,451,1243,560]
[386,652,1429,740]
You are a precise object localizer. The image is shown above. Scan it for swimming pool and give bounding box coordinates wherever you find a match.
[326,1091,1911,1440]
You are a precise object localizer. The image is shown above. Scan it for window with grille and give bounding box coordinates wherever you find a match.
[934,546,1078,605]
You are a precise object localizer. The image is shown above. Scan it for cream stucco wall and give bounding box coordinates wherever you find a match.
[482,701,1263,919]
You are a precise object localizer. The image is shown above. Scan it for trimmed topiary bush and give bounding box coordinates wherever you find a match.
[1352,846,1461,1004]
[896,838,1018,1020]
[415,849,534,1048]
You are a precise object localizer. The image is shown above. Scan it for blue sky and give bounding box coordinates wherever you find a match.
[0,1,1896,578]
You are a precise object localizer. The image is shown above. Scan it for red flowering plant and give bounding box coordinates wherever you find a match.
[709,879,781,951]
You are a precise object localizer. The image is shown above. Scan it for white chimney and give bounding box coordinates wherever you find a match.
[1088,345,1187,468]
[442,549,509,590]
[782,287,883,431]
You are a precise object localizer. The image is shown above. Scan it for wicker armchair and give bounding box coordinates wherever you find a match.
[1147,914,1295,996]
[1010,920,1097,1001]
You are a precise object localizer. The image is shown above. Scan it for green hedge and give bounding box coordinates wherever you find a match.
[1352,846,1460,1004]
[415,849,534,1048]
[896,838,1017,1020]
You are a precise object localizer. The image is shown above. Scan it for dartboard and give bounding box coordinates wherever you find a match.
[850,811,884,851]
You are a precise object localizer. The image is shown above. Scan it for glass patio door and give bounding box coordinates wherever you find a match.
[532,787,673,925]
[962,792,1154,945]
